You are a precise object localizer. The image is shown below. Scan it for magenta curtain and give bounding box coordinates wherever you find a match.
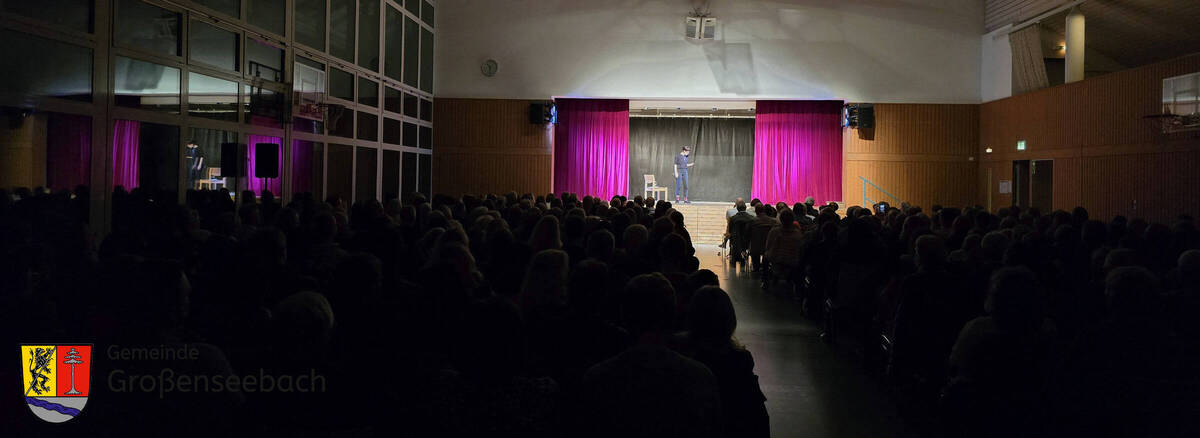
[290,140,314,194]
[751,100,843,205]
[46,113,91,190]
[247,135,283,196]
[111,120,140,190]
[553,99,629,200]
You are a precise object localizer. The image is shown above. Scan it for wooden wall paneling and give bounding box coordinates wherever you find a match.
[980,54,1200,222]
[843,104,979,209]
[1051,156,1081,211]
[432,98,554,197]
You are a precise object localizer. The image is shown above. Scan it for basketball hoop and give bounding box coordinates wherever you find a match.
[1146,113,1200,134]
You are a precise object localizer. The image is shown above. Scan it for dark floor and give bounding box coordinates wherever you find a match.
[697,245,909,438]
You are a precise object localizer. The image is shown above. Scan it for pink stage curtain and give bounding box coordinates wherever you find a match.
[751,100,843,205]
[291,140,314,194]
[553,99,629,200]
[247,135,283,196]
[111,120,140,190]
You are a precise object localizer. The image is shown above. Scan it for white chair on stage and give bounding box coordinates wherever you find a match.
[644,174,668,201]
[197,167,226,190]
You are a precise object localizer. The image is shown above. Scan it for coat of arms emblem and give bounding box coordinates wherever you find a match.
[21,344,91,423]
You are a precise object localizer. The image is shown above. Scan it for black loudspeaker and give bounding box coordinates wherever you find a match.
[254,143,279,178]
[221,142,246,177]
[857,104,875,130]
[529,102,555,124]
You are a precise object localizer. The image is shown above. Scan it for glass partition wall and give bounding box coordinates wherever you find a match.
[0,0,435,234]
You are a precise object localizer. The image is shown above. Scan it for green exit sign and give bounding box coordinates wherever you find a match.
[1017,140,1027,151]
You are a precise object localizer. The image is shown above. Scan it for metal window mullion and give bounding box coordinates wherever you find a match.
[93,0,115,236]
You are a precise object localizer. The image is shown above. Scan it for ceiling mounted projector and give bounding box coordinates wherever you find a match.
[685,15,716,40]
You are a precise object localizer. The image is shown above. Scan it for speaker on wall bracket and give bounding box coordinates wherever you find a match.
[221,142,246,177]
[843,103,876,140]
[529,102,557,124]
[255,143,280,178]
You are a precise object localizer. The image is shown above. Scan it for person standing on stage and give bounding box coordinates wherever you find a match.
[185,140,206,189]
[674,146,695,204]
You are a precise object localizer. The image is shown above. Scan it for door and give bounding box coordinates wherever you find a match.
[1031,159,1053,213]
[1012,160,1030,208]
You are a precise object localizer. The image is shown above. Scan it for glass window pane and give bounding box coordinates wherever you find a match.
[291,140,324,197]
[402,152,417,203]
[295,0,326,50]
[358,77,378,107]
[246,39,284,82]
[294,117,324,135]
[116,0,180,57]
[294,58,327,133]
[329,67,354,101]
[244,85,284,128]
[193,0,239,18]
[2,0,92,33]
[186,128,237,191]
[417,153,431,197]
[402,122,417,147]
[330,109,354,138]
[114,56,180,113]
[297,56,325,71]
[405,0,419,15]
[247,135,283,197]
[0,31,92,101]
[0,109,92,193]
[383,118,402,144]
[403,92,418,117]
[384,86,402,113]
[422,1,434,27]
[382,150,400,201]
[355,146,377,201]
[357,112,378,141]
[384,5,403,82]
[247,0,285,36]
[420,27,434,93]
[188,72,238,122]
[419,98,432,122]
[358,0,380,71]
[329,0,355,62]
[111,120,179,194]
[327,144,353,202]
[189,21,239,71]
[419,125,432,149]
[403,16,419,87]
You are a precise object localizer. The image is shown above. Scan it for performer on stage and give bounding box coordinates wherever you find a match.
[674,146,695,204]
[185,140,206,189]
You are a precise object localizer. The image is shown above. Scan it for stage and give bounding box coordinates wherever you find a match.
[671,201,733,245]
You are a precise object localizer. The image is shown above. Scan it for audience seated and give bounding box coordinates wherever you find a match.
[3,183,1197,437]
[680,286,770,438]
[580,273,722,438]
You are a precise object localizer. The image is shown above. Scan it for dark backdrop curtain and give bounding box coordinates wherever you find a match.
[628,117,754,202]
[553,99,629,200]
[752,100,842,204]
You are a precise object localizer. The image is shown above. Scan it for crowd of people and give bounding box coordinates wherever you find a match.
[3,185,1198,437]
[1,186,767,437]
[728,196,1200,437]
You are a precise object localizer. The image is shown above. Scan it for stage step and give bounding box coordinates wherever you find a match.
[670,202,732,246]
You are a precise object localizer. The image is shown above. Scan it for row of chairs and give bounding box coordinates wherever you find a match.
[724,216,886,357]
